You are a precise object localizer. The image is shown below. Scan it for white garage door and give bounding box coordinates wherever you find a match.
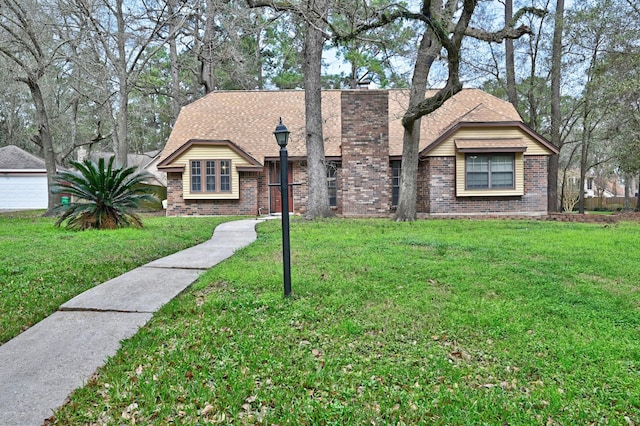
[0,175,49,209]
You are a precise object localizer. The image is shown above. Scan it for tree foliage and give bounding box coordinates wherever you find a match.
[2,0,640,217]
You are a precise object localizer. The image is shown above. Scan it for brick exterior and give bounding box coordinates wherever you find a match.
[416,159,430,213]
[164,90,551,218]
[166,172,261,216]
[340,90,391,217]
[421,156,549,216]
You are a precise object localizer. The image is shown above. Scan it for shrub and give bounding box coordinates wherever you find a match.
[52,157,157,230]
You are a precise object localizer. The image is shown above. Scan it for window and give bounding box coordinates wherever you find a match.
[191,161,202,191]
[191,159,232,193]
[220,160,231,192]
[205,161,216,191]
[465,154,514,190]
[326,162,339,207]
[391,160,401,205]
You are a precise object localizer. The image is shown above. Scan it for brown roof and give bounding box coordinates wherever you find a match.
[159,88,524,164]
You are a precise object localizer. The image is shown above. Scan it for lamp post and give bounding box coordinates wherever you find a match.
[274,118,292,297]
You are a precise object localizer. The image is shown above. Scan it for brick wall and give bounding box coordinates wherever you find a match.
[166,171,260,216]
[425,155,549,216]
[340,90,391,216]
[416,159,430,213]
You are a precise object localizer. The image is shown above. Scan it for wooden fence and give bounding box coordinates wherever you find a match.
[583,197,638,210]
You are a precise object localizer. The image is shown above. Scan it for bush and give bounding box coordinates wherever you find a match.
[52,157,157,230]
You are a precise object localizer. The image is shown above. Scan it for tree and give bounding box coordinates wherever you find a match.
[0,73,32,150]
[504,0,518,109]
[333,0,537,220]
[592,2,640,210]
[302,0,334,218]
[564,0,632,213]
[67,0,182,166]
[398,1,537,221]
[51,157,156,230]
[548,0,564,212]
[247,0,333,219]
[181,0,264,94]
[329,0,416,89]
[0,0,63,213]
[260,10,306,89]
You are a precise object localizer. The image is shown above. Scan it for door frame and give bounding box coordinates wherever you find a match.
[268,161,294,213]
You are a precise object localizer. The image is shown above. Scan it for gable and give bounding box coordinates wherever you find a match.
[157,139,262,200]
[158,139,262,170]
[420,122,558,158]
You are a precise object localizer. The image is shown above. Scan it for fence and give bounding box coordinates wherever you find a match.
[583,197,638,210]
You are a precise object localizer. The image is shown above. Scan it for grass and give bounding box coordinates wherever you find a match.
[45,218,640,424]
[0,210,240,345]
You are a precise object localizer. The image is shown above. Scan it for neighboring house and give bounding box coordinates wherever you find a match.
[0,145,49,210]
[157,88,559,217]
[583,175,624,199]
[77,148,167,187]
[564,170,628,198]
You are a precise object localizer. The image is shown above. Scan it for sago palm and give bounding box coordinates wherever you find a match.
[52,156,157,230]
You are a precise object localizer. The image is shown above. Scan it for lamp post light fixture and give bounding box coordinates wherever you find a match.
[274,118,292,297]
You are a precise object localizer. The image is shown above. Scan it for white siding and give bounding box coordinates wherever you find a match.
[0,175,48,209]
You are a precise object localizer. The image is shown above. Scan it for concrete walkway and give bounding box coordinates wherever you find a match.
[0,218,266,426]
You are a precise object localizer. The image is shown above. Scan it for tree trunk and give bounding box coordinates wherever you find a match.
[624,173,631,210]
[394,29,439,221]
[636,175,640,211]
[505,0,518,109]
[113,0,128,166]
[578,94,592,214]
[168,0,183,119]
[394,0,474,221]
[302,0,332,219]
[115,85,129,166]
[28,80,59,214]
[200,0,218,93]
[548,0,565,212]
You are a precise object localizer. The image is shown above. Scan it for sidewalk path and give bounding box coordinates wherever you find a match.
[0,218,266,426]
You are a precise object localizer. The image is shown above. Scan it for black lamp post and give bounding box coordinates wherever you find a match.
[274,118,292,297]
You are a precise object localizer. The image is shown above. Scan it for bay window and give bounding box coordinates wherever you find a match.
[465,154,515,190]
[191,159,232,193]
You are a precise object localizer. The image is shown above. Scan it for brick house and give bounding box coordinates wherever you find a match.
[157,88,558,217]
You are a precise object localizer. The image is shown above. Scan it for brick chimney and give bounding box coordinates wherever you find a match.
[340,90,391,216]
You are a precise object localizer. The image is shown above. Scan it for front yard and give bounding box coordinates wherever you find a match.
[0,211,237,345]
[47,218,640,424]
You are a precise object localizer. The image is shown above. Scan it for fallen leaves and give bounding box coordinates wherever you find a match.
[121,402,138,421]
[447,340,472,363]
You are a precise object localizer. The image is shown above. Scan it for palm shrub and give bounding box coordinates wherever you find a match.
[52,156,158,230]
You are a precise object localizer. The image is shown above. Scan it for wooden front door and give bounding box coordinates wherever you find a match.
[269,161,294,213]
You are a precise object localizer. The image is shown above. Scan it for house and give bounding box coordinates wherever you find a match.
[157,88,559,217]
[0,145,49,210]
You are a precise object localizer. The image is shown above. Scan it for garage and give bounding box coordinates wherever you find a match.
[0,145,49,210]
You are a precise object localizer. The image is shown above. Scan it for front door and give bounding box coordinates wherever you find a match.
[269,161,294,213]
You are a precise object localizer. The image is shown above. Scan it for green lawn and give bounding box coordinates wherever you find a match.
[43,218,640,424]
[0,211,238,344]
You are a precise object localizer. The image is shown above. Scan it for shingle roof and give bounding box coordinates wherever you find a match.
[159,88,522,164]
[0,145,46,170]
